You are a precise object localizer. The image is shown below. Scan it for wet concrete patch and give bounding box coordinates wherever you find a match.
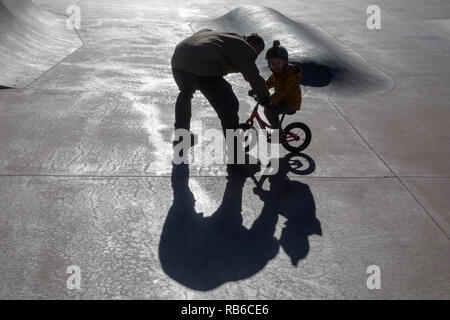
[0,90,171,176]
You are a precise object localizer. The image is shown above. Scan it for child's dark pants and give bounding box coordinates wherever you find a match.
[264,104,296,129]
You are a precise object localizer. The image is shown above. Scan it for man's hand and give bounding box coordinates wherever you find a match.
[249,89,263,102]
[249,89,270,106]
[248,89,259,102]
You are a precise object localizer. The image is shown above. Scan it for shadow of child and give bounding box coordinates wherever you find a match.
[253,154,322,266]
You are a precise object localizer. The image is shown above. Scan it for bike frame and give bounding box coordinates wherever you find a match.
[243,103,300,143]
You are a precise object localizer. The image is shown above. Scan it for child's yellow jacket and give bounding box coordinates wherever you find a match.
[266,64,302,111]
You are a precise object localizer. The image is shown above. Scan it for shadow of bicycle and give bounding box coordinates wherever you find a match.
[158,153,321,291]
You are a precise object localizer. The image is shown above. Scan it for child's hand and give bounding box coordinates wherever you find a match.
[262,102,275,110]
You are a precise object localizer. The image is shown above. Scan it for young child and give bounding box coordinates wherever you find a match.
[263,40,302,129]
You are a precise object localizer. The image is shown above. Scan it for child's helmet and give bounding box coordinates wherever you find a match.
[265,40,289,60]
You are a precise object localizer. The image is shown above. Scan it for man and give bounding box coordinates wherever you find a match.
[171,29,270,167]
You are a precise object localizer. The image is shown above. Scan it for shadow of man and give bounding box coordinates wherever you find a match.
[159,154,321,291]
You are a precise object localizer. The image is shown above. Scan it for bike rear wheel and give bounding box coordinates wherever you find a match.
[281,122,312,152]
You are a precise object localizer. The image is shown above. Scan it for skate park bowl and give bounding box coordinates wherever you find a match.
[0,0,82,88]
[195,6,395,98]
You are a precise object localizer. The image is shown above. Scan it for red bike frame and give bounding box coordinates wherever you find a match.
[242,103,301,144]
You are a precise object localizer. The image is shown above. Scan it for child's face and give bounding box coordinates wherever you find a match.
[269,58,286,73]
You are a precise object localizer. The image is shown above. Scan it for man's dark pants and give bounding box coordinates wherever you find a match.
[172,68,239,135]
[172,68,247,164]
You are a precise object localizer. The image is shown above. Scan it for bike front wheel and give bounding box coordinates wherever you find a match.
[281,122,312,152]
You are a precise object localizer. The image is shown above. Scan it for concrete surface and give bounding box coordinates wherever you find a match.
[0,0,449,299]
[0,0,82,88]
[199,6,395,98]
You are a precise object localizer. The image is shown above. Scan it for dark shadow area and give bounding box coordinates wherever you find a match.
[254,154,321,266]
[290,60,337,87]
[281,152,316,176]
[0,85,12,89]
[159,153,321,291]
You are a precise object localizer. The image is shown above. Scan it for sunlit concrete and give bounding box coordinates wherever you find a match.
[1,175,449,299]
[0,0,449,299]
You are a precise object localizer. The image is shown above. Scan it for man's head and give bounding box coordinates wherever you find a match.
[244,33,265,56]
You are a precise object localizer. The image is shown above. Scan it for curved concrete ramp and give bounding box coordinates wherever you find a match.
[0,0,82,88]
[196,6,395,98]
